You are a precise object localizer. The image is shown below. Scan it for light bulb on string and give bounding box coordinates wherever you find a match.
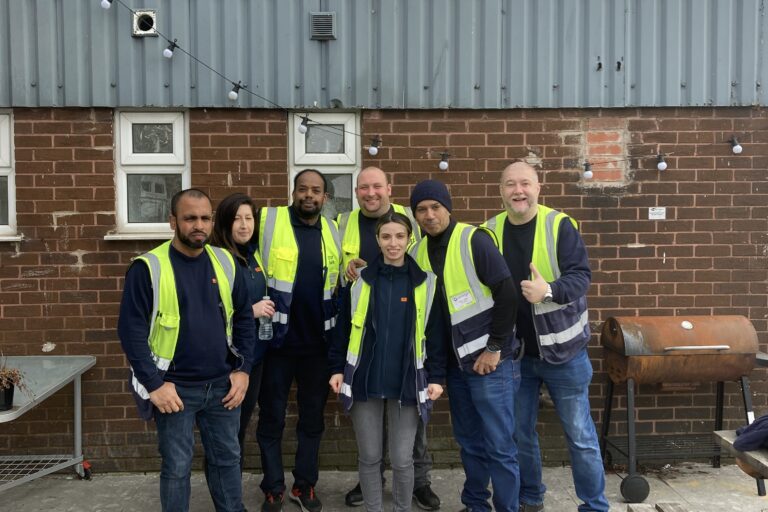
[368,136,382,156]
[100,0,112,9]
[228,81,243,101]
[656,153,667,171]
[163,39,178,59]
[730,137,743,154]
[583,161,593,179]
[438,152,450,171]
[297,116,309,134]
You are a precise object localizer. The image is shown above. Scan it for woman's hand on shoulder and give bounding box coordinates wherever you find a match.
[427,384,443,401]
[329,373,343,394]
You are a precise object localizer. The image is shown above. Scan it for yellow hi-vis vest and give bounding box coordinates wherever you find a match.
[337,204,421,282]
[482,205,590,363]
[410,223,495,365]
[258,206,341,345]
[482,205,576,282]
[131,241,236,400]
[340,271,437,418]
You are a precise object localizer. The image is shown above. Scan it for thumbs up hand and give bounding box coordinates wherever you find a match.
[520,262,549,304]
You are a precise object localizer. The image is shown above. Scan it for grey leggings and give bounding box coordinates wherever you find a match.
[350,399,419,512]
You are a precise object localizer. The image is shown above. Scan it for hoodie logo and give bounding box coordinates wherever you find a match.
[400,297,408,302]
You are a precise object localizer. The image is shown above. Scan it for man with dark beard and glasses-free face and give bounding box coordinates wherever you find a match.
[118,188,256,512]
[256,169,341,512]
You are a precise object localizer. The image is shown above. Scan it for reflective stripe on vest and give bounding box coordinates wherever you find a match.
[259,206,341,340]
[341,272,436,416]
[337,204,421,282]
[410,223,494,363]
[131,241,236,399]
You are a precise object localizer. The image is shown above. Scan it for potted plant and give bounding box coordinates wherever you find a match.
[0,354,27,411]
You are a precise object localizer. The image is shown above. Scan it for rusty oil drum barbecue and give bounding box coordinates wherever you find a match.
[599,315,762,503]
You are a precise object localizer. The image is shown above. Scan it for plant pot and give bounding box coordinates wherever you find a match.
[0,384,14,411]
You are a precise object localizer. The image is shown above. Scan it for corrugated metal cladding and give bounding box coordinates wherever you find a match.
[0,0,765,109]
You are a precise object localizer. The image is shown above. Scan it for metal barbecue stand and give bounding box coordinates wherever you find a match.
[597,316,765,503]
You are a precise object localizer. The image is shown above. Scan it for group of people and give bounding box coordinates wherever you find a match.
[118,161,609,512]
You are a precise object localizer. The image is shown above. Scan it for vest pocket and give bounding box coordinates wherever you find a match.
[156,313,180,329]
[150,313,180,356]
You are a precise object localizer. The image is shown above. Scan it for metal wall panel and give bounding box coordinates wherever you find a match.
[0,0,765,108]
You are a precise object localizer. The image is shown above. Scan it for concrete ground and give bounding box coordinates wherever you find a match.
[2,463,768,511]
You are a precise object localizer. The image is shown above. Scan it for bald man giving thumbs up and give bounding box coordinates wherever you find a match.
[482,161,609,512]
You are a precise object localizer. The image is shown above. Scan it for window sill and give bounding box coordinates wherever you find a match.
[0,234,23,242]
[104,232,173,241]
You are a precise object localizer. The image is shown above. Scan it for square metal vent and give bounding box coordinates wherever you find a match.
[310,12,336,40]
[132,9,158,37]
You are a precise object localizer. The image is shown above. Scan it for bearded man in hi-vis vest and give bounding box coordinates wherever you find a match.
[118,188,256,512]
[483,161,608,512]
[409,179,521,512]
[256,169,341,512]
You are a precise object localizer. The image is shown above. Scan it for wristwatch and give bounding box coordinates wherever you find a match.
[542,283,553,304]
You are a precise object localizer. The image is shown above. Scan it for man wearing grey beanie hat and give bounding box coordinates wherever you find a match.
[408,180,522,512]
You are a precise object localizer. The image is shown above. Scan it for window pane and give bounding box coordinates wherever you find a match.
[0,177,7,225]
[321,173,353,219]
[132,123,174,154]
[127,174,182,223]
[306,124,344,154]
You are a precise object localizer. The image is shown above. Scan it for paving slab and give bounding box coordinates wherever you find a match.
[2,463,768,511]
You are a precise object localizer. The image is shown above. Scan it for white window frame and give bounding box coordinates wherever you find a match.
[0,111,17,239]
[119,112,185,165]
[292,112,358,166]
[288,112,361,215]
[110,111,190,239]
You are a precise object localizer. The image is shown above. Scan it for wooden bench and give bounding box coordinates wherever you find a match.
[714,430,768,479]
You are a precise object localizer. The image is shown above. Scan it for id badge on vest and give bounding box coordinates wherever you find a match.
[450,290,474,310]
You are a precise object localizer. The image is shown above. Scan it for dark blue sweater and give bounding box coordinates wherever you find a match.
[275,206,328,356]
[118,243,256,393]
[501,215,591,359]
[425,221,519,367]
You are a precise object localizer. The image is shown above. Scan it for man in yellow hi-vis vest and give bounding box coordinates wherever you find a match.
[256,169,341,512]
[484,161,607,512]
[409,179,521,512]
[336,167,439,510]
[118,188,256,512]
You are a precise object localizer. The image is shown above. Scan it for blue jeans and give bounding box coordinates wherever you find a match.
[516,350,609,512]
[154,379,244,512]
[446,358,521,512]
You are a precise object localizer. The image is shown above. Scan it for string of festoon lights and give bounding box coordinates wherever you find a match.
[99,0,456,170]
[100,0,748,176]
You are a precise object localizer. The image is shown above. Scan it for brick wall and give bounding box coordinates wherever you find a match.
[1,106,766,472]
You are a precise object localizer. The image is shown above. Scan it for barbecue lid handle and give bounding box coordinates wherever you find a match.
[663,345,730,352]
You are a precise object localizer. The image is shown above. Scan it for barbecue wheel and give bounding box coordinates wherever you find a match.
[620,474,650,503]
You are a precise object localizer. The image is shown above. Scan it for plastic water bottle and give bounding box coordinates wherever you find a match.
[258,296,273,341]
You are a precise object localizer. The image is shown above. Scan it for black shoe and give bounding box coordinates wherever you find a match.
[261,492,283,512]
[413,484,441,510]
[344,482,363,507]
[519,503,544,512]
[289,484,323,512]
